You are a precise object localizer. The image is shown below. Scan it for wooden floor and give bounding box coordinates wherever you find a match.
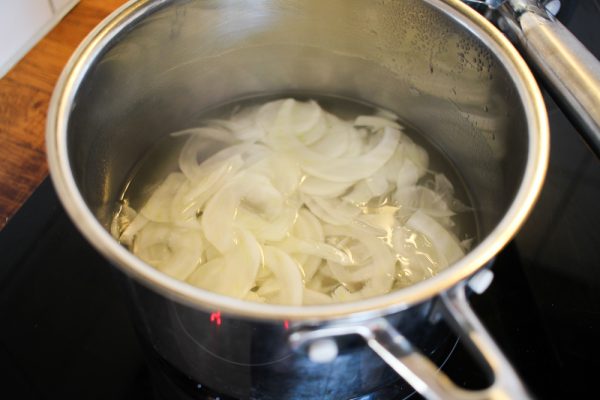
[0,0,127,230]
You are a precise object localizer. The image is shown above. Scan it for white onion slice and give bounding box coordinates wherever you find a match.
[365,171,390,198]
[324,224,395,298]
[303,195,361,226]
[244,291,266,303]
[258,98,326,144]
[200,178,241,253]
[300,256,322,283]
[343,180,376,206]
[119,213,148,246]
[277,236,353,265]
[354,115,402,130]
[256,276,281,297]
[300,176,354,198]
[248,154,302,196]
[140,173,186,222]
[263,246,304,305]
[403,140,429,173]
[303,288,333,305]
[298,127,401,182]
[395,160,422,189]
[169,156,244,228]
[308,115,352,157]
[375,108,400,121]
[171,126,236,144]
[202,171,284,251]
[236,200,299,242]
[406,210,464,265]
[134,222,203,280]
[208,105,265,142]
[293,208,324,241]
[186,228,261,298]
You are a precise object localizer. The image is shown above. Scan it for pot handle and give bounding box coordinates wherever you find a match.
[498,1,600,156]
[289,281,530,400]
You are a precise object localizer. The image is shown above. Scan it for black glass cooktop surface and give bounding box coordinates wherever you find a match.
[1,2,599,399]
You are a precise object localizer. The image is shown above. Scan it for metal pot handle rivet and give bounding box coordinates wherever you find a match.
[289,281,529,400]
[308,338,339,364]
[467,269,494,294]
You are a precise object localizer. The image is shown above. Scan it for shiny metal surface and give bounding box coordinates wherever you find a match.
[46,0,548,321]
[46,0,548,398]
[125,276,445,399]
[472,0,600,156]
[502,2,600,156]
[291,283,530,400]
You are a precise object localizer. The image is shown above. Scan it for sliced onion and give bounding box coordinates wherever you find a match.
[303,288,333,305]
[324,224,395,298]
[169,156,244,228]
[244,291,266,303]
[179,140,268,182]
[395,160,422,189]
[354,115,402,130]
[258,98,327,144]
[140,173,186,222]
[343,180,376,206]
[303,195,361,226]
[263,246,304,305]
[331,285,362,302]
[208,104,265,142]
[306,269,339,294]
[256,276,281,298]
[186,228,261,298]
[365,170,390,197]
[134,222,203,280]
[171,126,236,144]
[300,176,354,198]
[392,226,439,286]
[248,154,302,196]
[112,203,144,246]
[113,98,472,306]
[406,210,464,266]
[432,173,472,213]
[403,140,429,172]
[276,236,353,265]
[119,213,148,246]
[293,208,324,241]
[297,127,401,182]
[375,108,400,121]
[308,115,352,157]
[395,186,455,219]
[299,256,322,283]
[200,177,241,253]
[236,200,300,242]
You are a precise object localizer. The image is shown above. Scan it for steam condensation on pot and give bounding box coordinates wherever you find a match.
[111,97,475,305]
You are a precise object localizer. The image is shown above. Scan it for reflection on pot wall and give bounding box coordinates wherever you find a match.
[69,0,528,239]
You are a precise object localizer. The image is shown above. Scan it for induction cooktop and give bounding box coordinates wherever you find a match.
[1,1,598,399]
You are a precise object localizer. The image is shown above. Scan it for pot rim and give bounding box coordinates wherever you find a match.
[46,0,549,322]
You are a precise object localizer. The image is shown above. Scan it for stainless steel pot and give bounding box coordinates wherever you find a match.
[46,0,558,398]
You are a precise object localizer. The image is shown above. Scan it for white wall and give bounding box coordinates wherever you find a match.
[0,0,80,78]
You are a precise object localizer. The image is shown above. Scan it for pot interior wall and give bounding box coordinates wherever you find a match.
[67,0,529,240]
